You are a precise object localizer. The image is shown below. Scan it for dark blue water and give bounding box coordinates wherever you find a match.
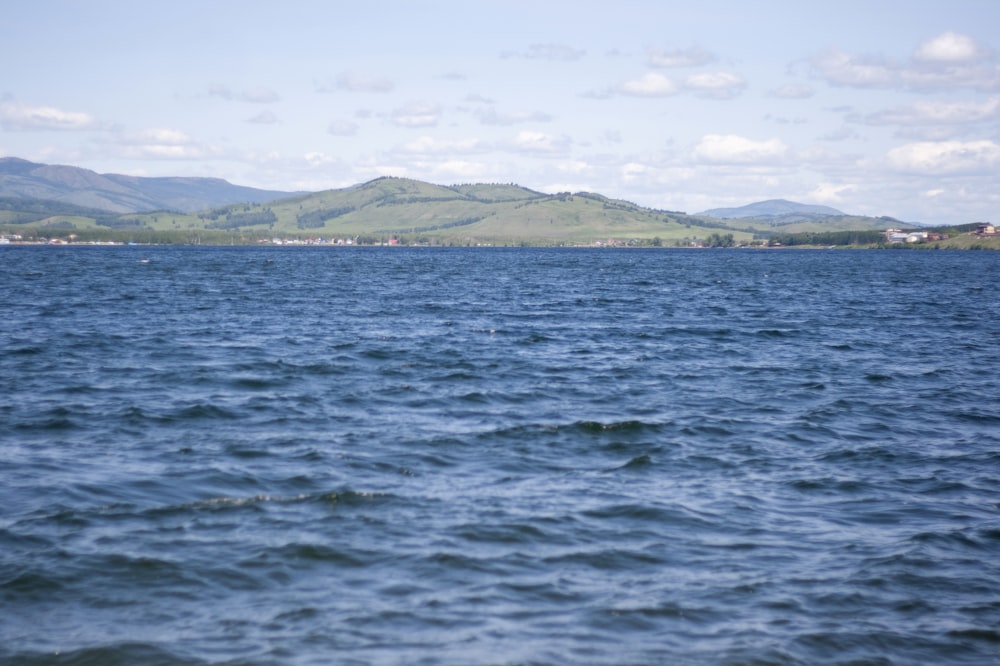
[2,246,999,665]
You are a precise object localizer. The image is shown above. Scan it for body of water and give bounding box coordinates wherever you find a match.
[2,246,999,665]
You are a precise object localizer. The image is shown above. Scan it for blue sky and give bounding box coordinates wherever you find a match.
[2,0,998,224]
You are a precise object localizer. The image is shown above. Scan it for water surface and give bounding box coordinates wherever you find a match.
[2,247,999,664]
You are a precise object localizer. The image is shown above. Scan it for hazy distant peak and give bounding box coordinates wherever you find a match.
[699,199,845,219]
[0,156,299,213]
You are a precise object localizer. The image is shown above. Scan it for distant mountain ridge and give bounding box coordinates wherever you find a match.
[0,157,298,213]
[0,159,921,245]
[699,199,846,219]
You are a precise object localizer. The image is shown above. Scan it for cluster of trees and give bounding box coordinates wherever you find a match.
[1,212,56,225]
[0,197,116,225]
[703,232,736,247]
[764,230,886,246]
[197,206,235,221]
[96,218,148,229]
[3,227,276,245]
[450,183,543,204]
[687,217,743,231]
[602,201,643,214]
[206,209,276,229]
[373,195,463,207]
[296,206,355,229]
[376,215,488,235]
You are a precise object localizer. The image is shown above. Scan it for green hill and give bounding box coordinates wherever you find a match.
[43,176,731,246]
[1,175,982,247]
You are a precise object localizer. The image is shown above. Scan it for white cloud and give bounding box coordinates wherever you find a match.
[648,47,716,68]
[122,128,192,145]
[617,162,696,194]
[242,88,280,104]
[247,110,278,124]
[119,144,211,159]
[620,72,678,97]
[620,162,649,181]
[765,114,807,125]
[811,49,897,88]
[812,33,1000,92]
[464,93,495,104]
[864,97,1000,126]
[304,152,338,166]
[887,140,1000,174]
[0,101,102,131]
[914,31,984,63]
[208,84,236,99]
[327,119,359,136]
[693,134,788,164]
[390,102,441,128]
[684,72,745,99]
[894,126,970,141]
[555,160,594,176]
[810,182,857,203]
[106,127,223,160]
[902,63,1000,92]
[614,70,745,99]
[511,130,571,154]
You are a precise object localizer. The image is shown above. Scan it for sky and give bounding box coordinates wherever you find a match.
[2,0,999,225]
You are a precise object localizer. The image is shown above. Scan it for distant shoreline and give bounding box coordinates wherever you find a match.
[3,240,998,250]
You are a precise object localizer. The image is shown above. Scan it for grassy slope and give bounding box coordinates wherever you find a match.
[929,234,1000,250]
[132,178,743,244]
[717,215,895,234]
[1,176,988,246]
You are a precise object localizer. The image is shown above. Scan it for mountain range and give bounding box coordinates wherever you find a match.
[698,199,846,219]
[0,157,928,246]
[0,157,298,213]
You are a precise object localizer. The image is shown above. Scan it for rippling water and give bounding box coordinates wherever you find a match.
[2,246,999,665]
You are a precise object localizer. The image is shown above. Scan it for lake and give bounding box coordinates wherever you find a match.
[2,246,999,665]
